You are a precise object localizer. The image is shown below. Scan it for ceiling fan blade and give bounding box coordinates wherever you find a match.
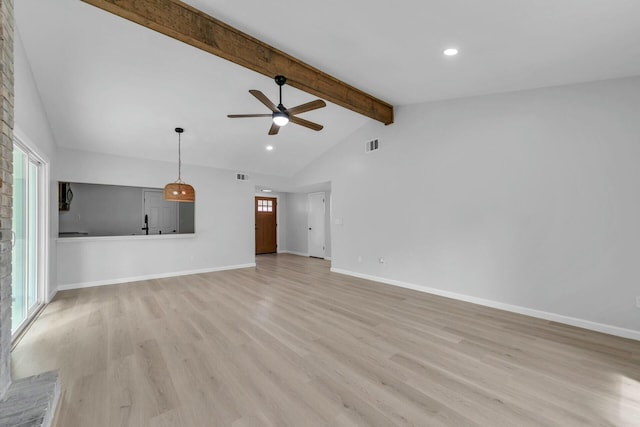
[268,122,280,135]
[289,116,323,131]
[227,114,272,118]
[249,90,278,112]
[286,99,326,116]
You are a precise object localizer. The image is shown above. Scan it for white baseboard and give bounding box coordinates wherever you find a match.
[47,288,58,304]
[278,250,309,257]
[324,257,332,261]
[330,268,640,342]
[57,263,256,291]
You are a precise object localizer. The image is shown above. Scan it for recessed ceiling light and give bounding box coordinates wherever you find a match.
[262,189,273,193]
[443,48,459,56]
[266,145,274,151]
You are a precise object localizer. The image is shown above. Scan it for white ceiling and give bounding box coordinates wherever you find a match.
[16,0,640,177]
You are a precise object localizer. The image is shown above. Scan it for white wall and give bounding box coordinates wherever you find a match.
[56,148,255,288]
[283,192,308,255]
[281,191,332,258]
[15,30,56,159]
[15,28,58,300]
[294,76,640,336]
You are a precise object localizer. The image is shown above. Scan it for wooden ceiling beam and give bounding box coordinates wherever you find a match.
[80,0,394,125]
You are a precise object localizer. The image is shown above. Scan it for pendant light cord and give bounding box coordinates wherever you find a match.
[178,131,182,182]
[165,127,194,203]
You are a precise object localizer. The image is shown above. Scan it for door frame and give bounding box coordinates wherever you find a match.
[12,130,50,340]
[254,195,279,255]
[307,192,326,259]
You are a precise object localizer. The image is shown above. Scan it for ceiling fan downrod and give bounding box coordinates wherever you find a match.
[275,75,287,111]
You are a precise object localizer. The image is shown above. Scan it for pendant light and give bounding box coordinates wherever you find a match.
[164,127,195,202]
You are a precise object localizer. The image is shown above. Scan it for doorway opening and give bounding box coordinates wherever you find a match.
[255,196,277,254]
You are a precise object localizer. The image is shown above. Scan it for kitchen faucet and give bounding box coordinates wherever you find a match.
[142,214,149,235]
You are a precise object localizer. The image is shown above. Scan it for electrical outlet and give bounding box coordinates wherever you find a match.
[636,296,640,308]
[379,257,385,264]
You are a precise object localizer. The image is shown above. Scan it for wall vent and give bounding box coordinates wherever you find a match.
[365,138,380,152]
[236,173,249,181]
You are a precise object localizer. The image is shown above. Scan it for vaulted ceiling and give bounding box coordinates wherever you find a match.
[16,0,640,177]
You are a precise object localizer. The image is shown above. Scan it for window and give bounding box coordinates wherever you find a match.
[12,141,46,335]
[257,199,273,212]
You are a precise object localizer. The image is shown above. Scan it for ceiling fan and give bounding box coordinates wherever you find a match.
[227,75,326,135]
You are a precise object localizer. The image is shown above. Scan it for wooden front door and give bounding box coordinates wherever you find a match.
[255,197,277,254]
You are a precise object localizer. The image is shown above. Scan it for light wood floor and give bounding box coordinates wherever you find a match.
[12,254,640,426]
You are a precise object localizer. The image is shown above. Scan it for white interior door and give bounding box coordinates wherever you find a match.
[308,192,325,258]
[143,190,178,234]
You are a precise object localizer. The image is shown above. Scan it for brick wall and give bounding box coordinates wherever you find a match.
[0,0,13,400]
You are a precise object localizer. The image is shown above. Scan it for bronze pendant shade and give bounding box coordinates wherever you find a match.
[164,127,195,202]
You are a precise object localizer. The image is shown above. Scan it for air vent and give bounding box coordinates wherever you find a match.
[236,173,249,181]
[365,138,380,152]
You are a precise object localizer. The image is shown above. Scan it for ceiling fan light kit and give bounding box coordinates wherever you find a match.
[272,111,289,126]
[164,127,195,202]
[228,75,326,135]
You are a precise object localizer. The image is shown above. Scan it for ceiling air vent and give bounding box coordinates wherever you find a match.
[236,173,249,181]
[365,138,380,153]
